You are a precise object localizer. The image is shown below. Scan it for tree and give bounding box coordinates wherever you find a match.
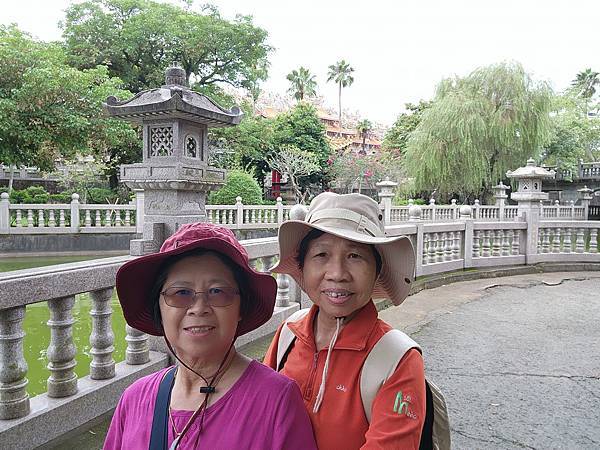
[286,66,317,101]
[61,0,272,93]
[327,60,354,130]
[571,68,599,99]
[542,92,600,175]
[403,62,553,199]
[267,146,320,202]
[383,101,432,153]
[356,119,373,155]
[0,25,139,191]
[272,103,332,191]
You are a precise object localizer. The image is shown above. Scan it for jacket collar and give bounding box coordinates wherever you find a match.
[288,300,378,351]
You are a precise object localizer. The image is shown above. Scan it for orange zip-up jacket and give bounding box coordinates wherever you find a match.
[264,301,426,450]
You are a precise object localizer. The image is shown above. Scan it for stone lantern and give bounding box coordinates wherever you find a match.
[376,177,398,225]
[578,185,593,219]
[506,158,555,258]
[492,181,509,207]
[104,65,242,254]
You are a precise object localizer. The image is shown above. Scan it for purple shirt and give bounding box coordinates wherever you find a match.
[104,360,317,449]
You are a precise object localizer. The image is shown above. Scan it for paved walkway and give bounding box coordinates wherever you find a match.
[380,272,600,449]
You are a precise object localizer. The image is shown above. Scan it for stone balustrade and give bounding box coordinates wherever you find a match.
[0,213,599,447]
[206,197,291,229]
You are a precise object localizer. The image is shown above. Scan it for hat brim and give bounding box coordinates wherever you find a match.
[116,237,277,337]
[271,220,415,306]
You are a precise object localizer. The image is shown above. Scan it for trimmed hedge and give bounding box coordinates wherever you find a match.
[209,170,263,205]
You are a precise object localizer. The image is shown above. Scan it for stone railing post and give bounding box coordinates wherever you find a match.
[276,197,284,224]
[0,192,9,233]
[0,307,30,419]
[376,177,397,225]
[451,199,458,220]
[578,186,593,220]
[134,190,145,234]
[235,196,244,228]
[570,200,575,220]
[408,202,422,221]
[125,325,150,365]
[89,288,115,380]
[414,222,425,276]
[70,194,80,232]
[429,198,436,222]
[47,296,78,397]
[460,205,474,268]
[473,199,480,219]
[276,274,290,307]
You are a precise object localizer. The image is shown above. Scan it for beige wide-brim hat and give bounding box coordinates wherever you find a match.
[271,192,416,306]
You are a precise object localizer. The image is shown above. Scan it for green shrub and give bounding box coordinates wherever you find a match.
[49,192,74,203]
[86,188,117,204]
[209,170,263,205]
[8,186,50,204]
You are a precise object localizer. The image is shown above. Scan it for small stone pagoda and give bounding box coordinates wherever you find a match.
[507,158,556,207]
[104,65,243,254]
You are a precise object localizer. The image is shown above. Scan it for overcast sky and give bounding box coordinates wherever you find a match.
[2,0,599,125]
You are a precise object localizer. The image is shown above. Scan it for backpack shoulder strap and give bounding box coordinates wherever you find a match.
[276,308,310,371]
[360,329,421,422]
[149,366,176,450]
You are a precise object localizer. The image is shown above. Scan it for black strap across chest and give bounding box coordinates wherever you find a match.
[149,366,177,450]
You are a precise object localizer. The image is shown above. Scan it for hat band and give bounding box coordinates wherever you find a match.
[307,208,383,237]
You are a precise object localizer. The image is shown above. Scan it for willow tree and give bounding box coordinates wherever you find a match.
[404,62,553,199]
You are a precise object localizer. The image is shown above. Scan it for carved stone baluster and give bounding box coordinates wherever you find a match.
[27,209,34,227]
[563,228,572,253]
[589,228,598,253]
[47,296,78,397]
[59,209,66,227]
[276,274,290,307]
[512,230,521,255]
[125,209,131,226]
[422,233,430,265]
[506,230,514,256]
[243,209,249,224]
[433,233,443,262]
[48,210,56,227]
[472,230,481,258]
[251,210,256,224]
[105,210,112,227]
[492,230,501,256]
[85,209,92,227]
[0,307,30,419]
[481,231,491,257]
[453,231,461,259]
[427,233,436,264]
[443,232,453,261]
[541,228,551,253]
[115,211,122,227]
[95,210,102,227]
[552,228,561,253]
[500,230,510,256]
[575,228,585,253]
[38,209,45,227]
[16,209,22,227]
[125,325,150,365]
[89,288,115,380]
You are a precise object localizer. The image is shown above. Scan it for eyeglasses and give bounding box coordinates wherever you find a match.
[161,286,240,309]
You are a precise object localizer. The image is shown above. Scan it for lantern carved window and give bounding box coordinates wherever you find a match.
[149,126,174,157]
[185,135,198,158]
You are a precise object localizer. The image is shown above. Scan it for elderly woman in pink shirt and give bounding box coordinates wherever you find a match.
[104,223,316,450]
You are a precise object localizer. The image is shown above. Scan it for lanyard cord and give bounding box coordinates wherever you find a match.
[165,339,236,449]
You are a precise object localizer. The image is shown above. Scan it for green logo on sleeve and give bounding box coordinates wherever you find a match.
[393,391,418,420]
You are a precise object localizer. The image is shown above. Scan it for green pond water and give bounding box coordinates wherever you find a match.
[1,255,128,397]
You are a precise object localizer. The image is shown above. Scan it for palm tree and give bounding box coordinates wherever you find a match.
[286,67,317,101]
[571,68,600,99]
[356,119,373,155]
[327,60,355,131]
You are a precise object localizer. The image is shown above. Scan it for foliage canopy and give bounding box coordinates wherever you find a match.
[403,62,553,198]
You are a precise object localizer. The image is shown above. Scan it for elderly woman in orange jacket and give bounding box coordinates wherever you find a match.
[264,192,427,449]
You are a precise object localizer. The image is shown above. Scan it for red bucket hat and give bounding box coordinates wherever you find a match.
[116,222,277,337]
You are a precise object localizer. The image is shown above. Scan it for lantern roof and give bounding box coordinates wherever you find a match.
[103,66,243,127]
[506,158,555,180]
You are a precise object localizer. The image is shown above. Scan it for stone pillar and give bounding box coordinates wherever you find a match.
[47,296,78,398]
[461,205,474,268]
[276,197,284,224]
[70,194,80,232]
[0,192,9,233]
[493,182,509,219]
[134,190,144,234]
[408,202,422,221]
[376,177,398,225]
[578,186,593,219]
[89,288,115,380]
